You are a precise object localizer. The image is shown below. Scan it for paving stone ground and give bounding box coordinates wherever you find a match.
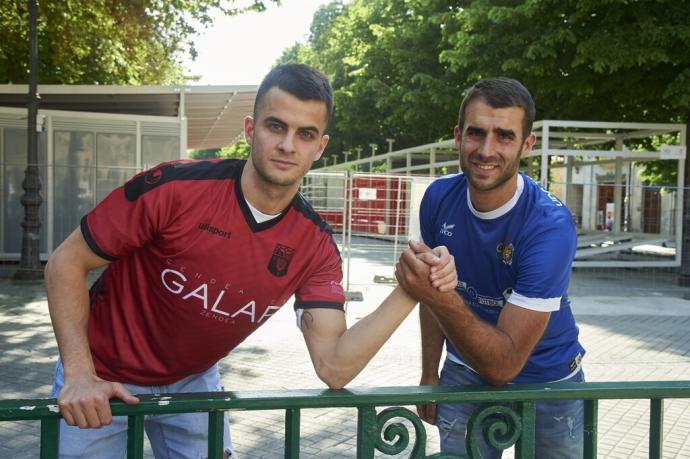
[1,252,690,458]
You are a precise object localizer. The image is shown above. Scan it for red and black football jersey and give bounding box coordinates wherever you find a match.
[81,159,345,385]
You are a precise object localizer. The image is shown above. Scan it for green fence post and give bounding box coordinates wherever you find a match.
[40,417,59,459]
[208,411,225,458]
[583,399,598,458]
[356,406,377,459]
[649,398,664,459]
[515,401,535,459]
[284,408,300,459]
[127,415,145,459]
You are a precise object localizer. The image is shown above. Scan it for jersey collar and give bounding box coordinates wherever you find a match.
[467,173,524,220]
[235,161,291,232]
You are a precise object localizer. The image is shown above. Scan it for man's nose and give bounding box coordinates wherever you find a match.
[278,131,297,153]
[477,136,495,157]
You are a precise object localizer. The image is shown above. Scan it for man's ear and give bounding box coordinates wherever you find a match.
[454,125,462,150]
[314,134,329,161]
[520,132,536,158]
[243,116,255,145]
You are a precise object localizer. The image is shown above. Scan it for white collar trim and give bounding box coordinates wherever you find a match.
[246,199,281,223]
[467,174,524,220]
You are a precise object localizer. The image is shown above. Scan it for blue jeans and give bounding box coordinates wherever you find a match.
[52,359,234,459]
[437,360,584,459]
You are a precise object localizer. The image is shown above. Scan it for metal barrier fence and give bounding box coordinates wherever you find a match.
[2,381,689,458]
[302,172,687,296]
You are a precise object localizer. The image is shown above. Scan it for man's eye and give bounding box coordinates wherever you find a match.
[268,123,284,132]
[299,130,315,140]
[467,129,483,138]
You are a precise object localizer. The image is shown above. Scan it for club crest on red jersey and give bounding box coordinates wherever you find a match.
[268,244,295,277]
[144,167,163,185]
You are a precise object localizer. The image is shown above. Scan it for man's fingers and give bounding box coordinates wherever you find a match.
[431,245,451,264]
[94,402,113,427]
[426,404,437,424]
[60,405,75,426]
[111,382,139,405]
[69,403,91,428]
[414,251,441,266]
[57,380,138,428]
[430,254,456,291]
[79,400,104,428]
[416,404,437,425]
[433,272,458,292]
[408,239,432,254]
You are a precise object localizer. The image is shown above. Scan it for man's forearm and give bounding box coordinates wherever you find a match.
[45,252,96,378]
[426,295,525,386]
[304,286,417,389]
[419,303,444,380]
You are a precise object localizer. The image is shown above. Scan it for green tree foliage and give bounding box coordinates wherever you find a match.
[279,0,464,156]
[218,136,251,159]
[189,136,251,159]
[440,0,689,185]
[285,0,689,183]
[0,0,276,85]
[440,0,689,124]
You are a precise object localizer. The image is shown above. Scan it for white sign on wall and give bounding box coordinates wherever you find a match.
[358,188,377,201]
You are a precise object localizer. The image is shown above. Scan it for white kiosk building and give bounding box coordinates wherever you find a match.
[0,85,257,259]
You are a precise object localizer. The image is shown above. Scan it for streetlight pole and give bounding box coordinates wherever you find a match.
[13,0,43,281]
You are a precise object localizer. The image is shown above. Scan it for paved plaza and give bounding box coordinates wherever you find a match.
[1,252,690,458]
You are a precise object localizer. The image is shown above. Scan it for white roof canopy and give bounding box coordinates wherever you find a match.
[0,84,258,150]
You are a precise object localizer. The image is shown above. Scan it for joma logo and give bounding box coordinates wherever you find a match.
[440,222,455,236]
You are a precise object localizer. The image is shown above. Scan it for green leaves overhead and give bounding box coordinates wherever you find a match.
[279,0,463,156]
[0,0,277,85]
[284,0,689,160]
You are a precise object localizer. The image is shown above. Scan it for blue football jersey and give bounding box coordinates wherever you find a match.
[420,172,585,383]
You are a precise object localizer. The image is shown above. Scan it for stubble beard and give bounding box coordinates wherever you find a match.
[250,146,308,189]
[460,146,522,193]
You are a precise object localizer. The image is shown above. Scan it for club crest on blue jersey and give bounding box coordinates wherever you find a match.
[268,243,295,277]
[496,241,514,266]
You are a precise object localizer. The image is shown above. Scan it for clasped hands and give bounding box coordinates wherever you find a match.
[396,240,457,302]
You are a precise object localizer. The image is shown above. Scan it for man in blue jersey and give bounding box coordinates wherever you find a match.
[396,77,585,458]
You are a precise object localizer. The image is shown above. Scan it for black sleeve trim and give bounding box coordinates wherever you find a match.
[294,300,344,311]
[80,215,117,262]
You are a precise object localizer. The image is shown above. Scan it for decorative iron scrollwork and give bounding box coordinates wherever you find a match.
[368,404,523,458]
[466,404,522,456]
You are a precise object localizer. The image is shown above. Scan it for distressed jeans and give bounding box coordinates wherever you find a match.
[436,359,584,459]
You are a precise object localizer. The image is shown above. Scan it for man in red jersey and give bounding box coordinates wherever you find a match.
[45,63,457,458]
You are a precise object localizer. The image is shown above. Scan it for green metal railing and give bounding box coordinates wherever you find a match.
[2,381,689,458]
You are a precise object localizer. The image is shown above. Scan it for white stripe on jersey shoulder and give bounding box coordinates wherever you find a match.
[468,174,524,220]
[508,290,561,312]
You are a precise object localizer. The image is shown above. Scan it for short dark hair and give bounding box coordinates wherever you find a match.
[457,77,536,140]
[254,63,333,126]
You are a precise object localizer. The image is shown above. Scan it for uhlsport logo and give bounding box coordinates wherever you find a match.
[439,222,455,237]
[268,243,295,277]
[496,240,514,266]
[198,222,231,239]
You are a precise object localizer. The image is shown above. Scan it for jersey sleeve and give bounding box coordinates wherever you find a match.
[80,163,177,260]
[294,234,345,311]
[508,213,576,312]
